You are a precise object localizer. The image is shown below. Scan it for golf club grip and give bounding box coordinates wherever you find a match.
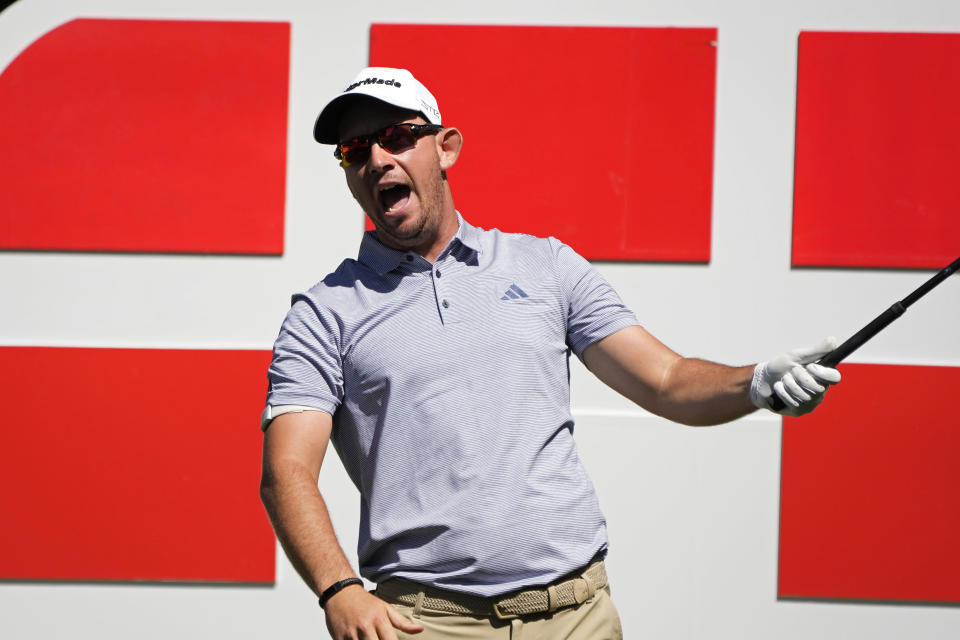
[767,302,906,411]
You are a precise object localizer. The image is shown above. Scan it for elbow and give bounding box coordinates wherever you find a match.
[259,471,277,511]
[259,478,284,532]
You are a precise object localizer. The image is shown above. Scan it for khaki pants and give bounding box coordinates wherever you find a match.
[387,585,623,640]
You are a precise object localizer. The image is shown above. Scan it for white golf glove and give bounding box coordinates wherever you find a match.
[750,338,842,416]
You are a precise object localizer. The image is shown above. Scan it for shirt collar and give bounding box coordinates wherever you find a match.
[357,212,481,275]
[455,212,482,254]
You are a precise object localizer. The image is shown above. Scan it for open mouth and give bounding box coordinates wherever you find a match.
[378,184,411,213]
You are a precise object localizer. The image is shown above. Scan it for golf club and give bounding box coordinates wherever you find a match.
[769,255,960,411]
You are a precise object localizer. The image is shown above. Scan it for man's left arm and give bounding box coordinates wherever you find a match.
[582,325,840,426]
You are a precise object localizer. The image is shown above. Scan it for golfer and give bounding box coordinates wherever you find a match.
[260,67,841,640]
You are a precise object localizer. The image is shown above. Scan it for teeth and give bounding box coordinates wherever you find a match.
[377,183,406,213]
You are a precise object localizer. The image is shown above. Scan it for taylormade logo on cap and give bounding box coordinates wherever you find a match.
[313,67,442,144]
[344,77,403,92]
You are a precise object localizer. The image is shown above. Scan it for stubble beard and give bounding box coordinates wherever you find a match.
[376,169,447,252]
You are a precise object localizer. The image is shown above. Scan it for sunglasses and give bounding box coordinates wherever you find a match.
[335,123,443,167]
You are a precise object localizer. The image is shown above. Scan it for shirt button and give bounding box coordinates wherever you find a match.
[405,255,414,262]
[442,299,450,308]
[435,270,442,278]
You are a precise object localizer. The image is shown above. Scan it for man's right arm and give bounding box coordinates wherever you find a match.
[259,410,422,639]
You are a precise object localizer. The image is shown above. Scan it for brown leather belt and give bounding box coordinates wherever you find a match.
[376,560,607,620]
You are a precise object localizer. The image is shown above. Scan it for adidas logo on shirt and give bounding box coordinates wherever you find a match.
[501,284,529,300]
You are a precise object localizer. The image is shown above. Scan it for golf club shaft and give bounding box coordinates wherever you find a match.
[769,255,960,411]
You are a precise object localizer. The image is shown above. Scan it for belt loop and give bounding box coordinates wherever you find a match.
[412,591,425,619]
[546,584,560,613]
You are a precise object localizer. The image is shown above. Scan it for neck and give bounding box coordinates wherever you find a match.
[417,203,459,263]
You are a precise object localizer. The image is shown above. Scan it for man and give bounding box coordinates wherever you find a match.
[260,67,840,640]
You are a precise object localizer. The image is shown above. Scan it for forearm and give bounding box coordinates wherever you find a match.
[583,326,758,426]
[654,358,756,426]
[258,408,421,637]
[260,461,356,596]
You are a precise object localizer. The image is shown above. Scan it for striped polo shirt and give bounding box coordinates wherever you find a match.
[265,215,638,596]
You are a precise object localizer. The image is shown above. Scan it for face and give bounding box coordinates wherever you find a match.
[337,101,459,257]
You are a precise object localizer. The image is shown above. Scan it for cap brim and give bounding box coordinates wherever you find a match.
[313,93,439,144]
[313,93,371,144]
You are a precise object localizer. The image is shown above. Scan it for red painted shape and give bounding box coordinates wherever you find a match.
[0,19,288,254]
[369,25,716,262]
[0,347,275,582]
[779,363,960,602]
[793,32,960,269]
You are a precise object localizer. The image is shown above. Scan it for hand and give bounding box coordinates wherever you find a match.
[750,338,842,416]
[324,584,423,639]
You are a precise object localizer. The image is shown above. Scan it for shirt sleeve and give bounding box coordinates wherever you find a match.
[262,293,343,429]
[551,238,640,359]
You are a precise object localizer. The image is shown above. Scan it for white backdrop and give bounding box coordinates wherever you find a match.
[1,0,959,638]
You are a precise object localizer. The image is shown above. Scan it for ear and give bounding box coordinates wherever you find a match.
[436,127,463,171]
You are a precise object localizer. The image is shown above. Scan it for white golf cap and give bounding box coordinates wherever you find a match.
[313,67,442,144]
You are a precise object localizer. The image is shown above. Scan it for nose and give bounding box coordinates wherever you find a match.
[367,141,394,172]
